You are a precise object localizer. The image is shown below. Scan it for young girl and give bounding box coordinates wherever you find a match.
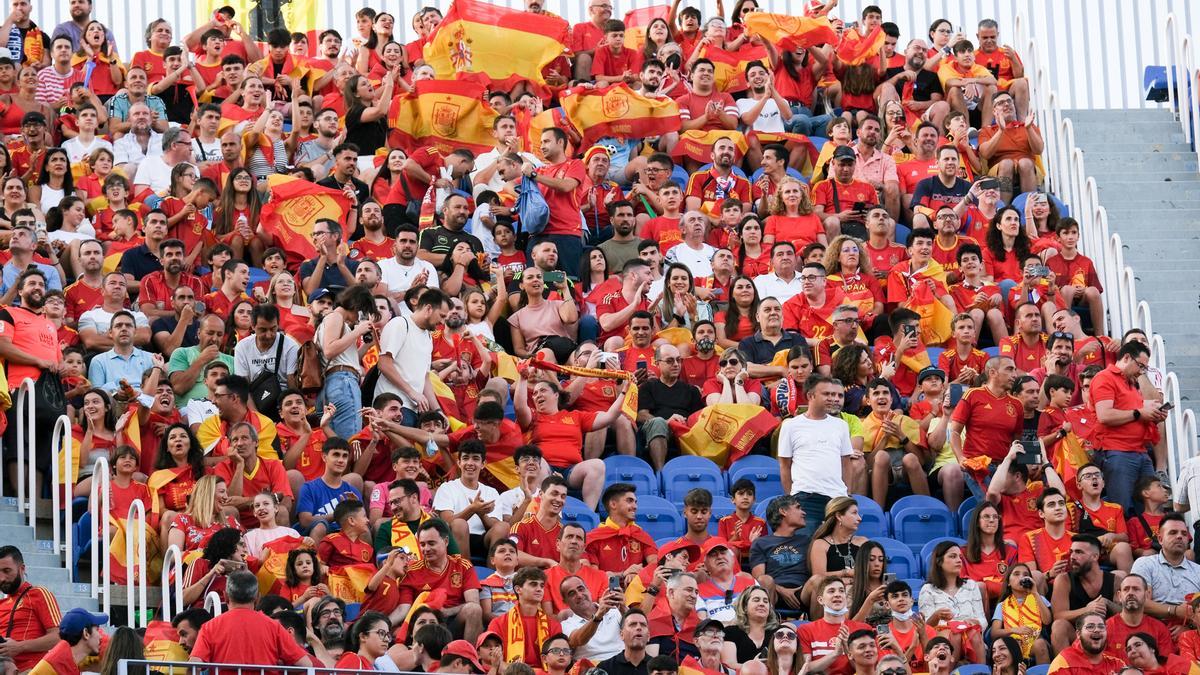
[768,345,813,418]
[90,174,139,240]
[159,165,217,269]
[961,501,1015,604]
[1127,475,1171,559]
[73,388,124,497]
[242,492,305,559]
[268,273,313,343]
[270,547,328,604]
[462,287,503,343]
[211,168,263,264]
[715,275,760,348]
[106,445,151,521]
[989,563,1051,664]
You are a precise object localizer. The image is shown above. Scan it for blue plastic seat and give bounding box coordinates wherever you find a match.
[753,499,771,526]
[899,577,926,595]
[661,456,727,505]
[655,536,678,549]
[708,495,735,535]
[961,510,973,537]
[925,347,944,366]
[635,495,686,540]
[852,495,889,539]
[874,537,919,579]
[1143,65,1170,102]
[727,456,784,502]
[983,346,1001,358]
[603,455,661,497]
[1025,665,1050,675]
[562,496,600,531]
[952,665,991,675]
[919,537,967,576]
[892,496,956,554]
[474,565,495,581]
[72,511,92,578]
[344,603,362,621]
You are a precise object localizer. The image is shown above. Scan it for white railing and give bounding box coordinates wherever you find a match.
[161,544,185,624]
[117,660,395,675]
[49,415,74,581]
[126,499,149,628]
[89,457,112,618]
[14,378,34,524]
[1164,13,1200,154]
[203,591,224,618]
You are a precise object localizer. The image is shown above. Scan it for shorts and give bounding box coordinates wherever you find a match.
[641,416,670,442]
[549,464,575,484]
[468,533,486,559]
[987,160,1046,181]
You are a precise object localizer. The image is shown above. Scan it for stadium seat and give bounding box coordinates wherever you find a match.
[874,537,920,580]
[344,603,361,621]
[635,495,686,540]
[603,455,660,497]
[925,346,944,366]
[72,511,92,578]
[919,537,967,577]
[852,495,889,539]
[709,495,735,535]
[899,578,926,595]
[661,456,727,505]
[1143,65,1170,102]
[562,496,600,531]
[727,455,784,502]
[1025,666,1050,675]
[655,536,677,549]
[961,510,973,538]
[753,499,771,527]
[892,496,956,554]
[952,666,991,675]
[474,566,494,581]
[750,165,808,184]
[983,346,1001,358]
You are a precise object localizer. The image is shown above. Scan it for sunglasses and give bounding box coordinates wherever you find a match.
[719,358,740,367]
[878,669,907,675]
[775,631,796,640]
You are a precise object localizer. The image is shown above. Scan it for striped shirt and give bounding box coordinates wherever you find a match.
[34,65,82,105]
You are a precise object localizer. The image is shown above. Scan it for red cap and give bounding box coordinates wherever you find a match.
[440,639,485,673]
[700,537,734,558]
[657,538,701,563]
[475,630,503,650]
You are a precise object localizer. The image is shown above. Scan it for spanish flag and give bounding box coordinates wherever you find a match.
[195,0,330,39]
[679,656,727,675]
[698,43,769,92]
[255,535,307,595]
[623,5,671,50]
[258,174,352,262]
[743,13,839,50]
[143,620,189,669]
[424,0,570,90]
[248,53,309,84]
[388,78,499,156]
[327,562,377,603]
[1051,428,1091,500]
[668,404,779,469]
[671,129,748,165]
[837,25,886,66]
[108,512,163,586]
[748,131,820,176]
[559,84,681,147]
[903,278,954,346]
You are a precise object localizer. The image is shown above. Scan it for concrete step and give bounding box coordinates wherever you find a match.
[1065,109,1176,123]
[1093,173,1200,185]
[1080,142,1197,154]
[1083,153,1200,169]
[1068,119,1184,134]
[1118,241,1200,261]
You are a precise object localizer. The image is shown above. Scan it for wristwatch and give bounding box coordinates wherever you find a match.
[1132,409,1142,421]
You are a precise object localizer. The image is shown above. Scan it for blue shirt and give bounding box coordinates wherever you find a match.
[0,262,63,301]
[737,330,806,365]
[87,348,157,394]
[297,478,362,533]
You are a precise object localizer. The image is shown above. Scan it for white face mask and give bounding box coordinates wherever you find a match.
[891,609,915,621]
[823,605,849,617]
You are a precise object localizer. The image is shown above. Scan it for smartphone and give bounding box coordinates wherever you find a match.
[665,53,682,70]
[636,360,648,371]
[948,383,966,409]
[853,201,866,213]
[1016,440,1043,465]
[979,177,1000,191]
[882,572,896,585]
[1160,402,1175,412]
[608,575,622,592]
[1030,265,1052,278]
[875,623,890,636]
[544,270,566,285]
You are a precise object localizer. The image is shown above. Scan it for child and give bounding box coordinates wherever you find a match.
[91,175,141,240]
[252,248,288,298]
[1177,595,1200,662]
[415,411,457,488]
[1126,474,1170,559]
[297,437,365,543]
[592,19,642,86]
[862,378,926,507]
[160,176,219,270]
[479,539,519,619]
[937,313,990,385]
[106,209,145,255]
[270,547,329,605]
[492,220,525,291]
[470,189,503,260]
[948,244,1007,343]
[315,499,374,574]
[718,478,766,564]
[1008,253,1058,328]
[362,547,410,624]
[769,345,812,418]
[199,244,233,291]
[879,581,937,672]
[1046,218,1104,337]
[988,563,1052,663]
[107,445,151,522]
[640,183,684,255]
[367,446,434,525]
[61,345,90,415]
[1036,375,1075,484]
[708,198,743,249]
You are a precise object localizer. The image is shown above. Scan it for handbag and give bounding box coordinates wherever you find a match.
[248,336,286,415]
[33,369,67,425]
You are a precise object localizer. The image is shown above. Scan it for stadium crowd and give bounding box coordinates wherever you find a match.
[0,0,1196,673]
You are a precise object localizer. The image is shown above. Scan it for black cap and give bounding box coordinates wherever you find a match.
[694,618,726,637]
[21,111,46,126]
[832,145,856,162]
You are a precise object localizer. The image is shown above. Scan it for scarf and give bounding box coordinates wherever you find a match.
[390,510,432,553]
[502,605,551,663]
[529,357,639,423]
[999,593,1041,657]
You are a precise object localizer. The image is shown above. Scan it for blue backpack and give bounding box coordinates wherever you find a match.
[515,175,550,235]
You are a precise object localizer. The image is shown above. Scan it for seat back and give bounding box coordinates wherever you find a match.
[661,456,727,505]
[603,455,661,496]
[894,506,956,554]
[853,495,889,539]
[727,456,784,502]
[636,495,686,540]
[709,495,736,535]
[562,496,600,531]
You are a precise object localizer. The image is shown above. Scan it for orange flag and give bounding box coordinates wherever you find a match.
[668,404,780,469]
[743,13,839,50]
[698,43,769,92]
[558,83,681,147]
[388,78,500,155]
[623,5,671,50]
[670,130,748,165]
[258,174,352,262]
[143,620,189,665]
[837,25,886,66]
[424,0,570,90]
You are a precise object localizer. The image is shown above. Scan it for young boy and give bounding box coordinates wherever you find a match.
[1036,374,1075,480]
[718,479,767,565]
[1008,253,1059,327]
[297,437,365,543]
[878,581,937,673]
[679,488,713,549]
[251,248,288,297]
[479,539,520,619]
[160,177,219,269]
[1046,218,1104,336]
[948,243,1006,343]
[199,244,233,291]
[592,19,642,86]
[363,547,410,625]
[315,499,375,572]
[432,440,503,560]
[937,313,990,385]
[106,209,145,255]
[708,198,743,249]
[639,183,684,255]
[1127,474,1170,559]
[863,378,927,507]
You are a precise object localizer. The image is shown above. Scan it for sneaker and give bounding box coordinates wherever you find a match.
[1156,469,1173,488]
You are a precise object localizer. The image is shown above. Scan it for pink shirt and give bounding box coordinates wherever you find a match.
[853,144,899,190]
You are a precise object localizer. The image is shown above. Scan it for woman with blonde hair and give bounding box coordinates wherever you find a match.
[808,496,869,586]
[721,586,780,669]
[764,178,824,251]
[166,475,241,556]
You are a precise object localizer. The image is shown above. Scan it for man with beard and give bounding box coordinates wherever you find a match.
[1130,513,1200,630]
[1104,574,1174,661]
[880,39,949,132]
[0,226,63,303]
[295,107,343,181]
[560,572,624,661]
[911,147,972,229]
[87,310,160,395]
[419,193,483,268]
[379,227,440,298]
[897,123,941,221]
[169,608,211,656]
[851,115,901,219]
[151,283,201,356]
[78,273,152,349]
[597,610,651,675]
[354,261,390,299]
[300,219,358,297]
[200,131,243,191]
[51,0,113,50]
[0,546,62,673]
[133,370,182,474]
[598,201,641,271]
[739,61,794,169]
[471,115,541,196]
[167,313,235,407]
[62,239,104,324]
[753,144,791,214]
[376,288,449,423]
[684,137,751,226]
[106,68,169,136]
[812,146,880,241]
[525,128,588,273]
[1050,534,1121,652]
[350,200,393,262]
[137,238,206,321]
[1047,613,1125,674]
[431,295,491,419]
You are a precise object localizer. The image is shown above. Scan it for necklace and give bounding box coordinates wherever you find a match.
[828,538,855,570]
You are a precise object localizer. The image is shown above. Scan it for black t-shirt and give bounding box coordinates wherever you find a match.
[345,105,387,156]
[884,67,945,102]
[418,225,483,259]
[638,378,703,421]
[315,175,371,205]
[119,244,163,280]
[150,315,199,350]
[722,626,773,664]
[749,531,812,588]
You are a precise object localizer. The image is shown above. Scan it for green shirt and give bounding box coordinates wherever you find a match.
[167,347,235,408]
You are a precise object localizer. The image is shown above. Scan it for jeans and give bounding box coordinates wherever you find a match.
[794,491,832,540]
[318,370,362,439]
[786,104,835,136]
[527,233,584,280]
[1097,450,1156,511]
[578,314,599,343]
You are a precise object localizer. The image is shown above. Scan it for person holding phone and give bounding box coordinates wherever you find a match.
[812,146,881,242]
[180,526,252,608]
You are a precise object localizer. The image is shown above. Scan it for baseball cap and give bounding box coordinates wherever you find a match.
[309,287,332,302]
[831,145,856,162]
[917,366,946,383]
[475,630,502,650]
[60,608,108,635]
[0,55,14,67]
[21,111,46,126]
[657,539,700,563]
[442,639,485,673]
[694,618,726,637]
[700,537,733,558]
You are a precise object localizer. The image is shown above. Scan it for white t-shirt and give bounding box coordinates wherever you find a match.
[192,137,222,163]
[135,156,193,194]
[561,608,624,661]
[665,242,717,278]
[737,96,786,132]
[378,257,440,295]
[754,272,804,303]
[776,413,853,497]
[79,306,151,334]
[432,479,501,535]
[375,315,433,408]
[183,398,217,426]
[233,333,301,388]
[242,524,301,559]
[63,135,114,165]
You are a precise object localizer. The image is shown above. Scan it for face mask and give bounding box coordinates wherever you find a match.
[891,609,914,621]
[696,338,715,352]
[823,605,849,617]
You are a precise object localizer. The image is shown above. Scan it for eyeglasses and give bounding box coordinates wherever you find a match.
[834,318,860,325]
[1051,331,1074,340]
[369,629,392,641]
[318,608,343,618]
[936,214,958,221]
[799,275,825,282]
[1078,472,1102,481]
[658,357,682,365]
[387,498,404,507]
[544,647,572,655]
[313,230,332,236]
[878,669,907,675]
[1134,359,1149,373]
[719,358,740,367]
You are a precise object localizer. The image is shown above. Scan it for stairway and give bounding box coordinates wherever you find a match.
[1069,107,1200,425]
[0,496,99,615]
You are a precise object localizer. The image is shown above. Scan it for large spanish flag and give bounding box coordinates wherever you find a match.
[837,25,886,66]
[388,78,499,156]
[143,620,189,666]
[668,404,779,469]
[258,174,352,262]
[328,562,377,603]
[256,535,307,595]
[424,0,570,90]
[743,13,839,50]
[699,43,769,92]
[903,274,954,346]
[623,5,671,50]
[671,129,748,165]
[558,83,681,147]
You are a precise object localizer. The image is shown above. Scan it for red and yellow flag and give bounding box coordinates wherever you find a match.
[744,13,839,50]
[258,174,352,262]
[424,0,570,90]
[668,404,780,469]
[623,5,672,50]
[143,620,189,666]
[837,25,886,66]
[679,656,728,675]
[256,535,307,595]
[671,130,748,165]
[559,84,681,147]
[108,513,163,586]
[388,78,499,156]
[327,562,377,603]
[904,278,954,346]
[698,43,769,92]
[748,131,820,175]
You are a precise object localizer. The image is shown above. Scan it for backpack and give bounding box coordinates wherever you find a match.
[290,339,325,395]
[515,175,550,236]
[248,336,286,415]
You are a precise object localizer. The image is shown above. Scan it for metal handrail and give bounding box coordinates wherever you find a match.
[49,415,73,581]
[126,499,148,628]
[89,457,111,618]
[14,378,34,521]
[203,591,224,618]
[161,544,185,624]
[116,659,396,675]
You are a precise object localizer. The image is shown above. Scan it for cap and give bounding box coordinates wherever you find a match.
[309,287,332,302]
[475,630,503,650]
[0,55,14,67]
[21,111,46,126]
[918,366,946,383]
[700,537,733,558]
[694,618,726,637]
[656,539,700,563]
[442,639,485,673]
[60,608,108,635]
[831,145,856,162]
[582,145,611,165]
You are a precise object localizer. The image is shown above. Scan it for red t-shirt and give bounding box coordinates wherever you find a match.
[159,196,211,257]
[316,532,375,571]
[130,50,168,82]
[63,278,104,322]
[938,347,990,383]
[1105,614,1176,659]
[138,272,206,315]
[897,157,937,194]
[200,289,254,321]
[545,563,608,612]
[983,246,1023,283]
[593,46,643,78]
[948,279,1001,313]
[1088,364,1151,451]
[511,516,562,562]
[398,555,481,606]
[811,178,878,214]
[681,354,719,388]
[536,159,588,236]
[765,214,824,250]
[797,619,872,675]
[931,235,978,278]
[1127,511,1165,552]
[190,607,310,667]
[585,519,657,572]
[639,215,683,254]
[1046,251,1102,291]
[998,482,1044,542]
[595,289,650,343]
[212,457,291,528]
[684,169,753,216]
[1016,526,1074,573]
[999,334,1048,374]
[350,236,396,263]
[449,420,526,491]
[385,147,443,206]
[864,241,908,276]
[486,611,564,666]
[674,91,738,132]
[570,22,605,53]
[571,378,621,413]
[951,387,1024,463]
[528,410,598,468]
[0,582,62,671]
